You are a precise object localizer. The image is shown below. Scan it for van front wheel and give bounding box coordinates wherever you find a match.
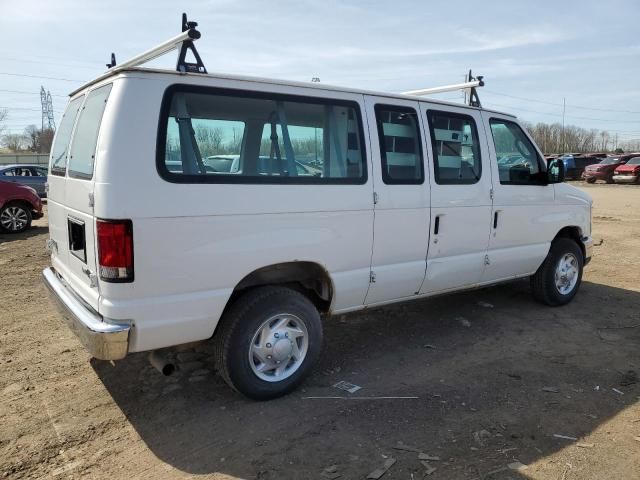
[214,286,323,400]
[530,238,583,306]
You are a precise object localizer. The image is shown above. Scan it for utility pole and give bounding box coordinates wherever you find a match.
[561,97,566,153]
[40,86,56,132]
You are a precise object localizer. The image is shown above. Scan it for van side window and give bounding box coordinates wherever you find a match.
[68,84,113,179]
[50,95,85,176]
[159,86,367,184]
[427,111,481,185]
[489,119,542,185]
[374,105,424,184]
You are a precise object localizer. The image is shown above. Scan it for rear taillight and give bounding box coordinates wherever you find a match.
[96,219,134,283]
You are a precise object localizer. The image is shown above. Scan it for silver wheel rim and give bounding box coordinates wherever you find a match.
[248,313,309,382]
[0,206,28,232]
[554,252,579,295]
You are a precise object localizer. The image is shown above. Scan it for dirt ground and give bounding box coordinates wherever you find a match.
[1,183,639,480]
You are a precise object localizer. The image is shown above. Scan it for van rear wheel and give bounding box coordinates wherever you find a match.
[214,286,323,400]
[530,238,583,306]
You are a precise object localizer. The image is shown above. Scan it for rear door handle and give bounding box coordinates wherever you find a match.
[493,211,499,229]
[434,215,441,235]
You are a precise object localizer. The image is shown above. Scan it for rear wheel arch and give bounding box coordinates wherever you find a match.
[226,261,335,317]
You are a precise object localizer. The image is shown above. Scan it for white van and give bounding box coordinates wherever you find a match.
[43,23,592,400]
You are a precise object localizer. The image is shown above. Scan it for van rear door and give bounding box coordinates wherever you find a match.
[47,84,113,310]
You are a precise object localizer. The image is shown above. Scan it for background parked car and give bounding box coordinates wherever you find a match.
[0,164,48,198]
[0,180,43,233]
[583,154,640,183]
[613,156,640,184]
[558,154,602,180]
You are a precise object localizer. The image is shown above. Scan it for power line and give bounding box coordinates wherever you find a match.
[0,72,82,82]
[0,88,68,98]
[484,89,640,115]
[483,100,640,124]
[0,55,100,71]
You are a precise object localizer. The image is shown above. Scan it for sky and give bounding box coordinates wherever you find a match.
[1,0,639,146]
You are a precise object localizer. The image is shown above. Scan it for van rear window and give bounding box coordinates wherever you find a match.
[68,84,113,179]
[157,85,367,184]
[50,95,84,175]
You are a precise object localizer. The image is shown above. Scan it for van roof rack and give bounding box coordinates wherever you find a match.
[402,70,484,107]
[106,13,206,74]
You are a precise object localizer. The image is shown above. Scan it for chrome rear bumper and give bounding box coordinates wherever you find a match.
[42,267,130,360]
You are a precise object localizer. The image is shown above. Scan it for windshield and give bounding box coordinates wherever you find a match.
[627,157,640,165]
[600,157,620,165]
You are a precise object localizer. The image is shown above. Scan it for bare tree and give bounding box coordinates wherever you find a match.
[0,108,7,137]
[24,124,40,152]
[1,133,26,152]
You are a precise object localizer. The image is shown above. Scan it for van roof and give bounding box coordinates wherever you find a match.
[70,66,517,119]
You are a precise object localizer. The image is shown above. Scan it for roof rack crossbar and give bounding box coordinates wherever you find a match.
[106,13,206,74]
[403,70,484,107]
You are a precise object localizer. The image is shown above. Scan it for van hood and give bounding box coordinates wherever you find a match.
[554,182,592,207]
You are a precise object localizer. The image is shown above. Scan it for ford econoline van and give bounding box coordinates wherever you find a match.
[43,23,593,400]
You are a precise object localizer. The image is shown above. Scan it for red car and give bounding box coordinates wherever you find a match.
[0,179,44,233]
[613,156,640,184]
[583,154,639,183]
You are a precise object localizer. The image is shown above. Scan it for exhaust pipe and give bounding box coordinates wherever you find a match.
[148,350,176,376]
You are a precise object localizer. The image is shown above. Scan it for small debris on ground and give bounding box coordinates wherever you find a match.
[393,442,420,453]
[457,316,472,327]
[553,434,578,441]
[418,453,440,461]
[612,387,625,395]
[633,436,640,442]
[477,301,494,308]
[508,461,528,471]
[366,458,396,479]
[473,429,491,445]
[423,344,437,349]
[333,381,361,394]
[542,386,560,393]
[321,465,341,479]
[420,461,437,475]
[620,370,638,386]
[577,443,595,448]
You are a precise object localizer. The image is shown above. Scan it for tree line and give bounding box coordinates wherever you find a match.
[521,120,640,154]
[0,110,55,154]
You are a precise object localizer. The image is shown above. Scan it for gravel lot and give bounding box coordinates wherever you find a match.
[1,183,639,479]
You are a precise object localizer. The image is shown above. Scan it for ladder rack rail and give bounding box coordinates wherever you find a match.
[403,70,485,107]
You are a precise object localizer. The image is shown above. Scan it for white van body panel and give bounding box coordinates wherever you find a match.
[46,68,592,354]
[93,73,374,351]
[363,95,430,305]
[418,104,493,294]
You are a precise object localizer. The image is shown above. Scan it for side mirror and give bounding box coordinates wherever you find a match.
[547,158,565,184]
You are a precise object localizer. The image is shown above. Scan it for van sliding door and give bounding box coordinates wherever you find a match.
[363,96,430,305]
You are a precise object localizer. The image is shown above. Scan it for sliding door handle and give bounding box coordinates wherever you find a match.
[434,215,441,235]
[493,211,499,229]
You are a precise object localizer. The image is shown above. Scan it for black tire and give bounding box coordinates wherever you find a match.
[586,177,596,184]
[0,202,32,234]
[214,286,323,400]
[530,238,584,306]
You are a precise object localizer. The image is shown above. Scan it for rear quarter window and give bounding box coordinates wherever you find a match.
[68,84,113,179]
[50,95,84,175]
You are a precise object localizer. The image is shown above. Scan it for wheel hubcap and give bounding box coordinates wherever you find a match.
[554,253,579,295]
[0,206,28,232]
[249,313,308,382]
